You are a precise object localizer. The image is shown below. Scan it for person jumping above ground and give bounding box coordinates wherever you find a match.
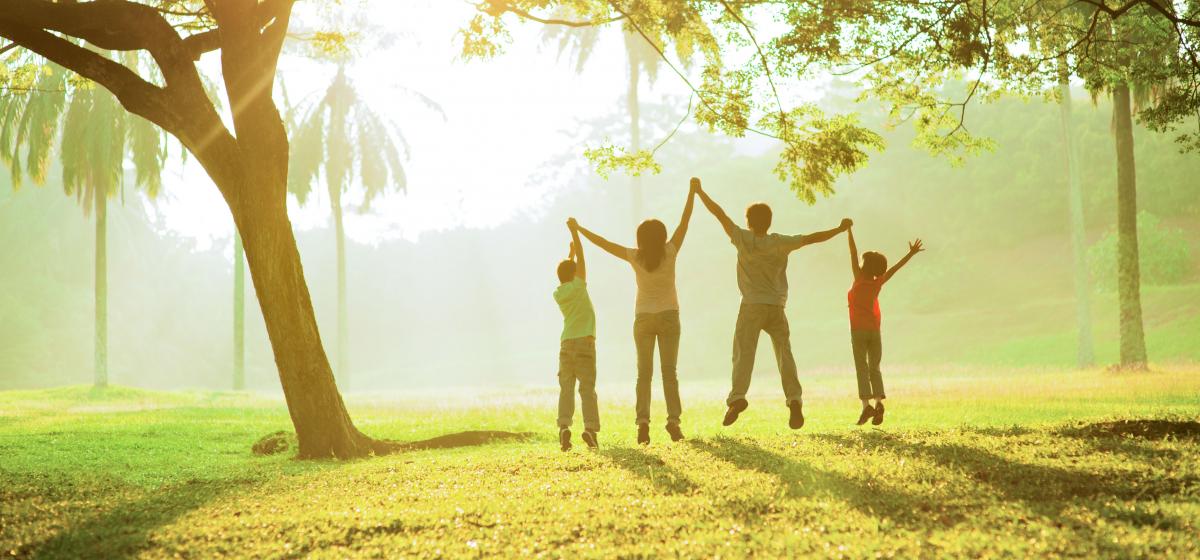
[846,226,924,426]
[694,180,851,430]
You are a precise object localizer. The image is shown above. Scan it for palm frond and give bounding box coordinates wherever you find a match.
[287,102,327,205]
[21,67,68,184]
[127,112,166,198]
[393,86,447,121]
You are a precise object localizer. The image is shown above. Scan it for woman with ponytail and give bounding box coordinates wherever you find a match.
[571,178,698,445]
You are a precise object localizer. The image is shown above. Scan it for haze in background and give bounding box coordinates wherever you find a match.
[0,2,1196,393]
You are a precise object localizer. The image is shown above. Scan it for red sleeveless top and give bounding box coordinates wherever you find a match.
[848,277,882,331]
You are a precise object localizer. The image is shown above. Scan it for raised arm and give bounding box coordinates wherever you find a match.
[848,226,861,279]
[881,238,924,284]
[670,178,698,249]
[569,223,586,281]
[785,218,852,251]
[694,182,737,237]
[569,218,632,261]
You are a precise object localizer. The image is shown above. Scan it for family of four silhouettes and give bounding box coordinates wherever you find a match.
[553,178,924,451]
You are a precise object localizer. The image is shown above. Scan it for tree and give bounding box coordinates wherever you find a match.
[0,56,166,389]
[233,233,245,390]
[0,0,387,458]
[1057,57,1095,368]
[287,63,417,386]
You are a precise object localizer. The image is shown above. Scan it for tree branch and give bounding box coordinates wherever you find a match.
[1074,0,1200,28]
[0,20,176,128]
[182,29,220,60]
[502,5,627,27]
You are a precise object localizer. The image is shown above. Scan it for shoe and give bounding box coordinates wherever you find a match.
[637,424,650,445]
[560,428,572,451]
[856,405,876,426]
[788,401,805,430]
[872,402,885,426]
[723,399,749,426]
[666,424,684,442]
[581,430,598,449]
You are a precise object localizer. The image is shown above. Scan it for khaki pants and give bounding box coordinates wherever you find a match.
[558,337,599,432]
[851,329,885,399]
[727,304,802,406]
[633,310,682,426]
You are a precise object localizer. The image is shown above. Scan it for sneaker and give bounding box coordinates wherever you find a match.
[637,424,650,445]
[581,430,599,449]
[559,428,572,451]
[722,399,749,426]
[856,405,876,426]
[872,402,885,426]
[788,401,805,430]
[666,424,685,442]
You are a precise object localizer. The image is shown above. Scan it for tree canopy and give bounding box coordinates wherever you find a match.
[466,0,1200,195]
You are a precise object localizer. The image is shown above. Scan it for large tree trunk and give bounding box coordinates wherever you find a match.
[1057,62,1094,368]
[232,191,388,458]
[94,191,108,389]
[233,233,245,391]
[1111,83,1148,369]
[627,40,643,229]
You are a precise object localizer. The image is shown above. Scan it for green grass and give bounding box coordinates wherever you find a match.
[2,367,1199,558]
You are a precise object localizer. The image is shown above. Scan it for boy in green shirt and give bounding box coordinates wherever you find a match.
[554,220,599,451]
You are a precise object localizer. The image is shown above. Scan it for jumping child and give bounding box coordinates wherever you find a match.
[554,222,600,451]
[846,227,924,426]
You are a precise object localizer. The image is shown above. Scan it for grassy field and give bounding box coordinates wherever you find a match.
[1,367,1199,559]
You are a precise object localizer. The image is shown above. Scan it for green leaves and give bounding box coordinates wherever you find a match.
[766,109,885,204]
[582,143,661,178]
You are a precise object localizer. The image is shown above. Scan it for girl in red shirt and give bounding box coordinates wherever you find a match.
[847,227,924,425]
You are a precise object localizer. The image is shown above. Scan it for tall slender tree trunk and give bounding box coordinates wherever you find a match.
[1111,83,1148,368]
[332,188,348,388]
[627,42,643,228]
[1057,62,1094,368]
[94,192,108,389]
[233,233,245,390]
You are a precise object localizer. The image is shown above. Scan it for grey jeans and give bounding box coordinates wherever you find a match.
[851,330,885,399]
[728,304,802,406]
[558,337,599,432]
[633,310,682,426]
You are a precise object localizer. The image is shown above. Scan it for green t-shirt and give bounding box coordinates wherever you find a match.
[554,278,596,341]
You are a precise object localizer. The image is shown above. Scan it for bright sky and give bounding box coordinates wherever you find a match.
[149,0,698,249]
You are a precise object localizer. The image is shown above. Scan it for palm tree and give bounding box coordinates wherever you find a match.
[287,64,422,387]
[1,57,165,389]
[232,233,246,390]
[1056,56,1095,368]
[544,21,661,225]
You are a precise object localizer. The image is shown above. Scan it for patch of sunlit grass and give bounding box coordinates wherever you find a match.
[1,367,1198,557]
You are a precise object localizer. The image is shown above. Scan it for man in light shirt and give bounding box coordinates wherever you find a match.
[694,180,852,429]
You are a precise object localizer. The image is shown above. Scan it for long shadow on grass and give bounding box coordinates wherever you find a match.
[688,437,932,529]
[603,447,698,495]
[1055,419,1199,465]
[19,478,256,560]
[819,432,1188,557]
